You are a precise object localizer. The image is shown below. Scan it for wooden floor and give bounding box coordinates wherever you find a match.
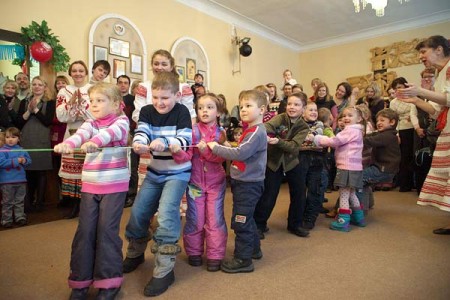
[1,185,449,300]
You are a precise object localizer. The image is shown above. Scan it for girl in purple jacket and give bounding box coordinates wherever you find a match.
[314,106,366,232]
[171,93,228,271]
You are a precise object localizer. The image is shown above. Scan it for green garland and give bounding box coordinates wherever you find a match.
[12,20,70,72]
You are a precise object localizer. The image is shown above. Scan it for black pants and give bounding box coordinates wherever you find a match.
[398,128,415,191]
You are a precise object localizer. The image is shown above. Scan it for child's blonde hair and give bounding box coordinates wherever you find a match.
[151,72,179,94]
[344,106,367,133]
[239,90,267,108]
[88,83,123,115]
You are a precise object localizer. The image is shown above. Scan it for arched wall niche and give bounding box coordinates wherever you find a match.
[171,37,210,90]
[88,14,147,84]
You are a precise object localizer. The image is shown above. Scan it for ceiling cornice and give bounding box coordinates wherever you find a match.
[177,0,450,53]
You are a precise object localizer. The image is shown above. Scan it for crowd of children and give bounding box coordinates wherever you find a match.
[1,35,449,300]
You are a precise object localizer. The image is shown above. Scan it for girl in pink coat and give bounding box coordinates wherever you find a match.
[171,93,228,271]
[314,106,366,232]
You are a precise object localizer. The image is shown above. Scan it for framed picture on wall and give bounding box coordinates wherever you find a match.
[109,37,130,58]
[131,54,142,74]
[176,66,185,83]
[186,58,196,81]
[94,45,108,61]
[113,59,126,78]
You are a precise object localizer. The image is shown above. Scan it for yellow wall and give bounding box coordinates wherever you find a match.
[299,21,450,96]
[1,1,449,106]
[0,0,299,106]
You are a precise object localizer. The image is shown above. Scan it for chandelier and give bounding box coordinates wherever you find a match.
[353,0,410,17]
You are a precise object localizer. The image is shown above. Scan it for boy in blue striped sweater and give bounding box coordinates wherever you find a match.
[122,72,192,297]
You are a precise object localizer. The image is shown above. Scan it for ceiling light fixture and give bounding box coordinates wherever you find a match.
[353,0,409,17]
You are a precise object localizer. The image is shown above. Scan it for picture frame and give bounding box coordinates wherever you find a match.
[186,58,196,81]
[130,54,142,74]
[176,65,185,83]
[94,45,108,62]
[109,37,130,58]
[113,59,126,78]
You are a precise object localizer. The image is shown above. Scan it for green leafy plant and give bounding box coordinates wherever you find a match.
[12,20,70,72]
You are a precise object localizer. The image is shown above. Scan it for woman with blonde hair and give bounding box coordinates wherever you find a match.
[358,81,385,125]
[15,76,55,212]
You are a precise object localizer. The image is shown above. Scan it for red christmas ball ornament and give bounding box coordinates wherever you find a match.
[30,41,53,63]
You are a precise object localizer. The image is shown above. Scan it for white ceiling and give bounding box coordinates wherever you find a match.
[177,0,450,52]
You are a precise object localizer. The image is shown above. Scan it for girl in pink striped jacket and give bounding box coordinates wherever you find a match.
[314,106,366,232]
[54,83,129,299]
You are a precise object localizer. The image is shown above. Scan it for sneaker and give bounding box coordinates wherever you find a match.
[221,258,254,273]
[287,227,310,237]
[252,249,263,260]
[188,255,202,267]
[123,254,144,273]
[206,259,221,272]
[16,219,27,226]
[143,270,175,297]
[257,229,265,240]
[69,287,89,300]
[96,287,120,300]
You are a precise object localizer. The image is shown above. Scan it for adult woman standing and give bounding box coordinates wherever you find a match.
[397,35,450,235]
[334,82,352,113]
[56,61,92,218]
[0,80,21,130]
[389,77,417,192]
[314,82,338,128]
[15,76,55,211]
[357,82,385,125]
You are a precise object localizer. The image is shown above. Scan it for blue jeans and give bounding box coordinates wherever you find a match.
[125,176,188,245]
[362,165,395,185]
[356,165,395,209]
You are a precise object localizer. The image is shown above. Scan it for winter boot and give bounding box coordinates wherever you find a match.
[330,208,351,232]
[123,233,151,273]
[143,244,180,297]
[350,207,366,227]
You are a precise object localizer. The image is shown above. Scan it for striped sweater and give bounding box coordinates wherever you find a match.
[64,114,130,194]
[134,103,192,182]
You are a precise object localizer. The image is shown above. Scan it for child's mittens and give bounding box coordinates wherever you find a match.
[54,143,74,154]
